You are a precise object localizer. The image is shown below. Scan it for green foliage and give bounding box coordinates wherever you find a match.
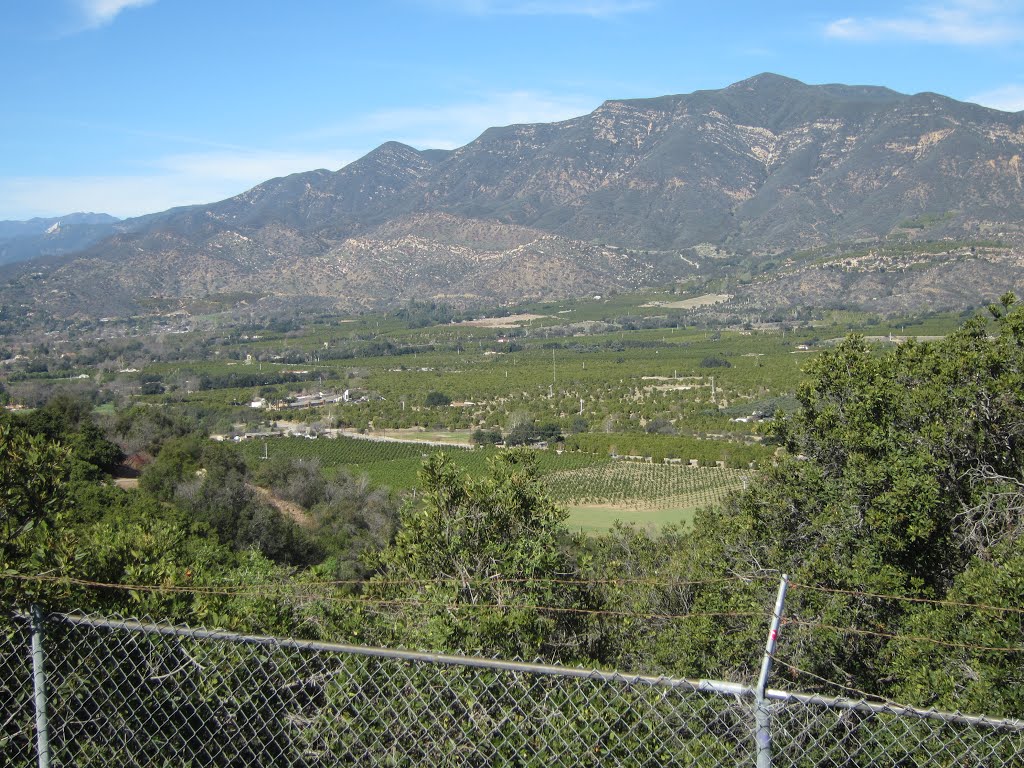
[424,390,452,407]
[67,421,124,476]
[888,541,1024,716]
[471,427,503,446]
[16,393,123,477]
[139,434,205,501]
[139,437,319,567]
[11,292,1024,721]
[699,355,731,368]
[394,299,457,328]
[0,417,74,603]
[255,454,400,579]
[19,392,93,438]
[113,404,195,455]
[254,455,327,509]
[564,432,769,467]
[365,450,582,658]
[672,298,1024,706]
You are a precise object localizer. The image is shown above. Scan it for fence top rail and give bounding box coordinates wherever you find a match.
[16,608,1024,735]
[16,609,706,693]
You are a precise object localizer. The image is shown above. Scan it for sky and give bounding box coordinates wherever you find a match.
[2,0,1024,220]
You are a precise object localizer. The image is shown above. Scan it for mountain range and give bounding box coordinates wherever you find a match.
[5,73,1024,323]
[0,213,122,267]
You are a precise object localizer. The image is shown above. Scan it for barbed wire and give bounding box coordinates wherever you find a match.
[7,574,768,625]
[768,653,895,705]
[18,573,1024,616]
[789,580,1024,617]
[10,573,1024,653]
[9,571,773,593]
[783,618,1024,655]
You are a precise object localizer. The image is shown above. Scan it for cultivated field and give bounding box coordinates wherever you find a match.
[238,435,748,532]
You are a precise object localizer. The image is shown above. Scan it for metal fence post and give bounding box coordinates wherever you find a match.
[30,604,52,768]
[755,574,789,768]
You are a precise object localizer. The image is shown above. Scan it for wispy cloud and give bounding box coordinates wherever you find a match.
[436,1,653,17]
[968,83,1024,111]
[301,90,595,148]
[77,0,156,30]
[825,1,1023,45]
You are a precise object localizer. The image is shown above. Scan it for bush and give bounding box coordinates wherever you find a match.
[471,428,503,446]
[424,391,452,407]
[700,355,732,368]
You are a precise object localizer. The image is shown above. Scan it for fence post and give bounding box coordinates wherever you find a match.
[30,604,52,768]
[754,574,789,768]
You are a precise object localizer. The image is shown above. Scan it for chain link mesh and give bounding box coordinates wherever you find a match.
[2,610,1022,767]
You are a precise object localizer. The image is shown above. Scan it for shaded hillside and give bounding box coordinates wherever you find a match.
[0,212,123,266]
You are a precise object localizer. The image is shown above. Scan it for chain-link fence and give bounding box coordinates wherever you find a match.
[3,608,1023,767]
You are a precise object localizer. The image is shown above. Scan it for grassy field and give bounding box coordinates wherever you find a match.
[344,428,474,445]
[564,504,698,534]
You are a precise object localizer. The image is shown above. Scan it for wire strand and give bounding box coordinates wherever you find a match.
[8,574,767,624]
[784,618,1024,655]
[769,653,894,705]
[789,581,1024,617]
[9,572,771,594]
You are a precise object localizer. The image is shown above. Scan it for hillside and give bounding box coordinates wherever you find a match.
[0,212,123,266]
[4,73,1024,321]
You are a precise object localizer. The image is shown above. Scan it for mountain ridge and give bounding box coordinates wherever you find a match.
[4,73,1024,322]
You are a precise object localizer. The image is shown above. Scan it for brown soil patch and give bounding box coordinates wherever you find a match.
[453,313,547,328]
[250,485,316,529]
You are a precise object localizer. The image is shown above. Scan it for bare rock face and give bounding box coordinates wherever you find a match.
[6,73,1024,320]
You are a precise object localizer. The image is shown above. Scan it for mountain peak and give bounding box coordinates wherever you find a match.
[727,72,806,91]
[7,75,1024,321]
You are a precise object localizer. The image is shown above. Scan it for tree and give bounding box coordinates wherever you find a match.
[424,391,452,407]
[673,296,1024,699]
[471,428,503,446]
[0,418,74,605]
[700,355,731,368]
[20,392,93,439]
[67,421,123,476]
[365,451,582,658]
[888,541,1024,717]
[504,421,538,446]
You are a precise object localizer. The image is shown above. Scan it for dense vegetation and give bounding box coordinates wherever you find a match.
[2,294,1023,722]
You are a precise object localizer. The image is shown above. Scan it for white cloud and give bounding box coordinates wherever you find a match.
[77,0,156,30]
[968,84,1024,111]
[0,148,361,219]
[302,90,595,147]
[825,1,1023,45]
[436,0,653,17]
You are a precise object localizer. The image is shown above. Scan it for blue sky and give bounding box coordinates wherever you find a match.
[2,0,1024,220]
